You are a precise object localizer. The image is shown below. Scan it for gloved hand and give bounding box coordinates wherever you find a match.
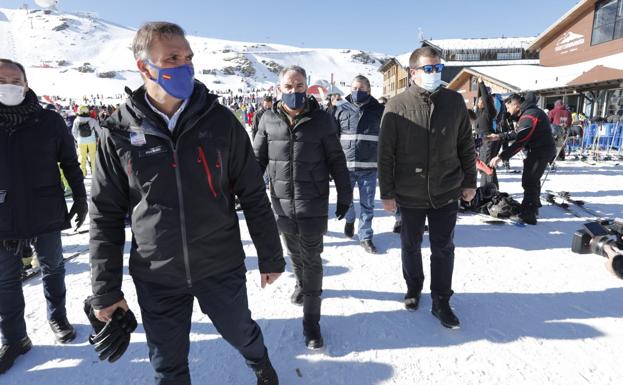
[84,298,137,363]
[335,203,349,220]
[68,198,88,230]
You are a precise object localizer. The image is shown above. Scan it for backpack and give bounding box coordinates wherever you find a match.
[484,192,521,218]
[78,121,92,137]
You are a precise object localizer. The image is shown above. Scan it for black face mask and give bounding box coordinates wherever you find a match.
[351,90,370,104]
[282,92,306,110]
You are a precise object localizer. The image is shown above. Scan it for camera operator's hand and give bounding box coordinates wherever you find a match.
[485,134,500,142]
[489,156,503,168]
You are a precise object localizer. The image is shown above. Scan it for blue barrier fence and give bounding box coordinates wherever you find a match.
[579,123,623,150]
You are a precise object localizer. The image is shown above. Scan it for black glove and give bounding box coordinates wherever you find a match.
[84,298,137,363]
[335,203,350,220]
[68,198,88,230]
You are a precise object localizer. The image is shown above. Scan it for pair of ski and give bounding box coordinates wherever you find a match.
[460,209,526,228]
[542,190,601,218]
[22,248,88,282]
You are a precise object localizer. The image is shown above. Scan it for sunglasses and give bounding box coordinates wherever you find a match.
[414,64,445,74]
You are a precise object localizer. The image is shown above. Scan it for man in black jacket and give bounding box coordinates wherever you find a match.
[253,65,352,350]
[89,23,283,385]
[378,47,476,329]
[334,75,384,253]
[489,93,556,225]
[251,95,273,141]
[0,59,87,373]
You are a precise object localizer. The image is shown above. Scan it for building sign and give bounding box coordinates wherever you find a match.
[555,31,585,55]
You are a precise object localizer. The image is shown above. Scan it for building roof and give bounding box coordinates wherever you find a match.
[567,65,623,87]
[528,0,597,51]
[447,51,623,92]
[423,37,536,52]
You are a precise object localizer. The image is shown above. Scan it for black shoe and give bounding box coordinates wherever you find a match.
[431,294,460,329]
[344,222,354,239]
[360,239,377,254]
[0,336,32,374]
[512,212,537,225]
[251,354,279,385]
[290,283,303,306]
[304,325,324,350]
[404,290,421,311]
[393,220,402,234]
[49,317,76,343]
[303,297,323,350]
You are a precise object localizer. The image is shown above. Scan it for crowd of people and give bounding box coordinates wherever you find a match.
[0,20,581,385]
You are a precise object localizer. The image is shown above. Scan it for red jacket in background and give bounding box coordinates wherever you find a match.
[548,101,572,128]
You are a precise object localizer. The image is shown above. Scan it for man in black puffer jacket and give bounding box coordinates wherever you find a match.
[489,93,556,225]
[89,23,283,385]
[253,65,352,350]
[0,59,86,374]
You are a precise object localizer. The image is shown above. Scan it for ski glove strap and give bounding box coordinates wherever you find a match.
[84,298,137,363]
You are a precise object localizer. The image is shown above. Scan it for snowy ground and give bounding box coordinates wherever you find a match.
[5,157,623,385]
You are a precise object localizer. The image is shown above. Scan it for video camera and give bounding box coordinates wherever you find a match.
[571,219,623,279]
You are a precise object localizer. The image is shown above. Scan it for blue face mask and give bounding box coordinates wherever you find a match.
[282,92,306,110]
[351,90,370,104]
[419,72,442,92]
[145,61,195,100]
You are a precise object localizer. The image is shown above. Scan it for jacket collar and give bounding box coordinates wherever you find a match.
[107,80,218,134]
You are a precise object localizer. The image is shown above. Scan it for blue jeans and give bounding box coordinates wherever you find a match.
[0,231,67,344]
[345,170,377,241]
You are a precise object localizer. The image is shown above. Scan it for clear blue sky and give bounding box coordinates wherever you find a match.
[2,0,580,54]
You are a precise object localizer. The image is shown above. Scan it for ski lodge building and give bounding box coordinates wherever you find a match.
[447,0,623,116]
[379,37,537,99]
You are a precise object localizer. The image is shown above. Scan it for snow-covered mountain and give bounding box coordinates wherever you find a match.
[0,7,389,99]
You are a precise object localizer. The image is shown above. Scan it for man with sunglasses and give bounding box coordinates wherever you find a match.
[378,47,476,329]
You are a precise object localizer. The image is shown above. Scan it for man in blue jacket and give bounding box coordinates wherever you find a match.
[334,75,384,253]
[0,59,87,373]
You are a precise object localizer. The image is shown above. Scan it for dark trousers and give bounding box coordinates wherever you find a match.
[282,232,323,297]
[521,155,550,215]
[478,141,500,188]
[0,231,67,344]
[399,202,458,296]
[133,264,266,385]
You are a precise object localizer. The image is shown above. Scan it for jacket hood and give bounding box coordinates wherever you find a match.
[521,92,538,112]
[105,80,218,132]
[554,100,566,110]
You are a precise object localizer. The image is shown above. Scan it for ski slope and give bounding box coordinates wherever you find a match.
[5,157,623,385]
[0,7,387,99]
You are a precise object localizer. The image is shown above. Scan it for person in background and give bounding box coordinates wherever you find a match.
[72,105,100,176]
[475,78,499,188]
[488,93,556,225]
[251,95,273,141]
[334,75,384,254]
